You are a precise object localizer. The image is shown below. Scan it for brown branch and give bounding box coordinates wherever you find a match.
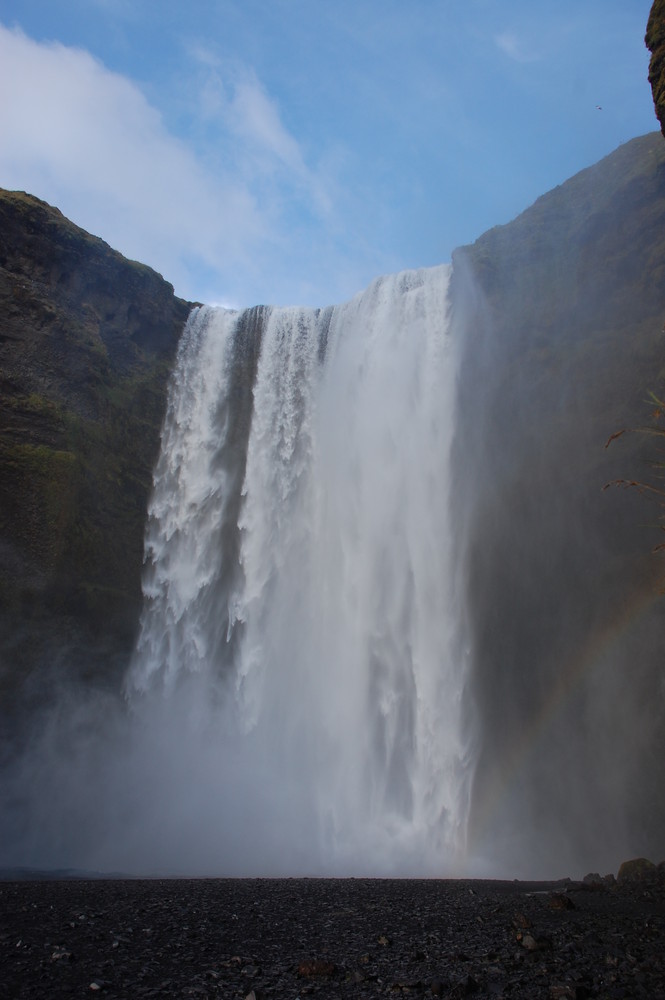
[604,429,626,448]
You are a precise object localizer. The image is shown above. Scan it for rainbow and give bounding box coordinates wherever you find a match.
[466,567,664,869]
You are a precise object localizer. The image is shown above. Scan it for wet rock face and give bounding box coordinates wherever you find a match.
[0,189,192,706]
[647,0,665,137]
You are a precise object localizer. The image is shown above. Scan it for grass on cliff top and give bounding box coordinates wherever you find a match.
[0,187,173,288]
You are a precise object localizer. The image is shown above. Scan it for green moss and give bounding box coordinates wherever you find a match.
[0,441,78,565]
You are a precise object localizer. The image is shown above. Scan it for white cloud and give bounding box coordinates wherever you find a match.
[188,51,333,218]
[494,31,540,64]
[0,24,333,305]
[230,75,307,172]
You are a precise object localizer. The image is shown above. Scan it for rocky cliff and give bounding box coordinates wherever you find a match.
[0,190,192,710]
[452,131,665,871]
[647,0,665,137]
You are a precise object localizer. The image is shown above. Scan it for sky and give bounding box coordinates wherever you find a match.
[0,1,658,308]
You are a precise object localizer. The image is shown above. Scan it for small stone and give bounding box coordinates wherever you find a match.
[297,958,336,977]
[51,948,75,962]
[521,933,550,952]
[548,893,575,910]
[550,985,576,999]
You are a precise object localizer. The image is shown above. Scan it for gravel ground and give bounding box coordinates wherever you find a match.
[1,875,664,999]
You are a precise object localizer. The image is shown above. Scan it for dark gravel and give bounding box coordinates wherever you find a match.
[1,875,664,998]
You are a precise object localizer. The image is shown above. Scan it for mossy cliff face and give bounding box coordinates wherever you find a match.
[647,0,665,137]
[0,189,192,704]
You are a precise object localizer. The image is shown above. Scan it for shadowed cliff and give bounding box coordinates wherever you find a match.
[452,131,665,874]
[647,0,665,137]
[0,190,192,714]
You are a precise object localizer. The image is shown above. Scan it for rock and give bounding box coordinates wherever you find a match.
[51,947,75,962]
[647,0,665,137]
[391,977,423,992]
[520,932,551,952]
[617,858,656,882]
[583,873,603,886]
[548,893,575,911]
[297,958,336,977]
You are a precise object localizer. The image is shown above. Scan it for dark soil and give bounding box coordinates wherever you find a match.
[1,876,664,999]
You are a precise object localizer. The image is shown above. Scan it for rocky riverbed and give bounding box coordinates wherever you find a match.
[1,872,664,999]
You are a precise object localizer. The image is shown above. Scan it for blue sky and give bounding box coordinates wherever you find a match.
[0,1,658,308]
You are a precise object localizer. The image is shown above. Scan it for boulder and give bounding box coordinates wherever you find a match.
[617,857,656,882]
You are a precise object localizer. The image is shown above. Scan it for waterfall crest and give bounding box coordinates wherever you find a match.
[127,264,474,874]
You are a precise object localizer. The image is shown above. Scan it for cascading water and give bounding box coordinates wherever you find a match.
[126,264,474,875]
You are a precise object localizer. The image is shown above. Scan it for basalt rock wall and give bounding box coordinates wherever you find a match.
[0,190,192,712]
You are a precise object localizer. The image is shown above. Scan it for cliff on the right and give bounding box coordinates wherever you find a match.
[647,0,665,136]
[452,120,665,874]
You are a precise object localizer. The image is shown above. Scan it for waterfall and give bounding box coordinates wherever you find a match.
[126,264,474,875]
